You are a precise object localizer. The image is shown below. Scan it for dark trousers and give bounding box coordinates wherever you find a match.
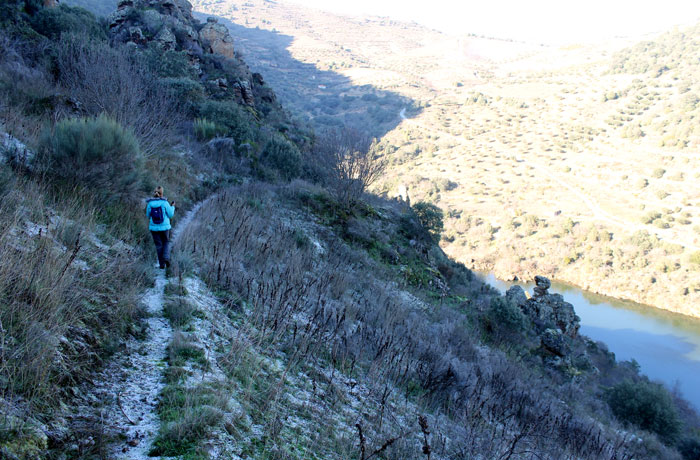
[151,230,171,268]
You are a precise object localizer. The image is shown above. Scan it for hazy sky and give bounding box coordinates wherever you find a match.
[286,0,700,44]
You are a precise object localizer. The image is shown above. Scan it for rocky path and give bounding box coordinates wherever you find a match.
[85,200,215,459]
[105,272,171,460]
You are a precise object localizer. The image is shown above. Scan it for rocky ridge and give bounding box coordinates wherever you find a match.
[108,0,275,109]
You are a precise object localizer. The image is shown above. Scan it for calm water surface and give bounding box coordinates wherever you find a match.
[477,272,700,410]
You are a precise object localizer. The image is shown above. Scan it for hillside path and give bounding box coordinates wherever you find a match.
[85,200,210,459]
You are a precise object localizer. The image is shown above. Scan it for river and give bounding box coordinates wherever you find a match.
[477,272,700,411]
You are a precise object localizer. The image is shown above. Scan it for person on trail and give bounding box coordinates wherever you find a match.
[146,186,175,269]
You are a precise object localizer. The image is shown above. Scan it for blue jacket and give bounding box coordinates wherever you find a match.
[146,197,175,231]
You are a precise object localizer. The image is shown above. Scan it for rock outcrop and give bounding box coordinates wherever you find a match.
[199,17,235,58]
[507,276,580,338]
[109,0,202,52]
[107,0,278,109]
[540,328,571,357]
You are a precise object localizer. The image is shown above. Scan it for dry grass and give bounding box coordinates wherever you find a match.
[0,172,147,442]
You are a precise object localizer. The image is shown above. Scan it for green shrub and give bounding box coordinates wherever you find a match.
[488,296,526,331]
[160,78,204,107]
[30,5,105,40]
[261,135,301,180]
[193,118,227,141]
[412,201,444,242]
[144,48,196,79]
[606,380,681,443]
[36,115,143,201]
[642,211,662,224]
[689,251,700,265]
[197,100,255,145]
[652,168,666,179]
[399,212,430,242]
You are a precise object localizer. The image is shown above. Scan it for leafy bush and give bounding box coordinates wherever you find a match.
[30,5,105,40]
[144,47,196,79]
[484,296,527,343]
[197,100,255,145]
[159,77,204,108]
[606,380,681,443]
[261,135,301,180]
[412,201,444,242]
[193,118,227,141]
[36,115,143,201]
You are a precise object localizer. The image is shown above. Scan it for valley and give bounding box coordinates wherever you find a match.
[190,0,700,317]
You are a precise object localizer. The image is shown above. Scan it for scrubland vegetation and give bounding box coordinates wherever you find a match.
[1,0,700,459]
[204,0,700,317]
[170,182,698,459]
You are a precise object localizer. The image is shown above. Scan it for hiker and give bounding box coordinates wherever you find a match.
[146,186,175,269]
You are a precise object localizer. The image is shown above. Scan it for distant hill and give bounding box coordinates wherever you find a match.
[188,0,700,318]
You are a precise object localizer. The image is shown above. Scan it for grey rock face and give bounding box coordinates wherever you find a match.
[506,285,528,307]
[200,17,235,59]
[155,26,176,50]
[533,275,551,297]
[541,328,571,357]
[520,276,580,338]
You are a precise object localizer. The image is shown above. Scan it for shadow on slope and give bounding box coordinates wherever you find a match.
[193,11,422,138]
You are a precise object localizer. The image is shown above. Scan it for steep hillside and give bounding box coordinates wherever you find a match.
[2,1,700,459]
[190,0,700,318]
[0,0,307,457]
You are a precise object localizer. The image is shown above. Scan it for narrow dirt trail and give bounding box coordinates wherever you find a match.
[85,200,215,459]
[105,272,171,460]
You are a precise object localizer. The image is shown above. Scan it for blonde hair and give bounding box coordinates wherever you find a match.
[153,186,164,198]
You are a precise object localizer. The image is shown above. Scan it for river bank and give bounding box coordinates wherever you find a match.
[476,271,700,411]
[461,255,700,320]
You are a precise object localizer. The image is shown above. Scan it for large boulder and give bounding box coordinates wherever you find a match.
[199,17,235,59]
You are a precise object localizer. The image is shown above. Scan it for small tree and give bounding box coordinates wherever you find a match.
[55,35,183,157]
[412,201,444,242]
[313,127,384,207]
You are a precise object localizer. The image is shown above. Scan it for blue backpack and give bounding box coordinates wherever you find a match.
[150,204,164,225]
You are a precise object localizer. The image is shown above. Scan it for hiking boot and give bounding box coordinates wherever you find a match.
[164,260,171,268]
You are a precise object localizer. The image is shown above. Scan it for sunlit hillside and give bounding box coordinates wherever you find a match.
[4,1,700,458]
[191,0,700,317]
